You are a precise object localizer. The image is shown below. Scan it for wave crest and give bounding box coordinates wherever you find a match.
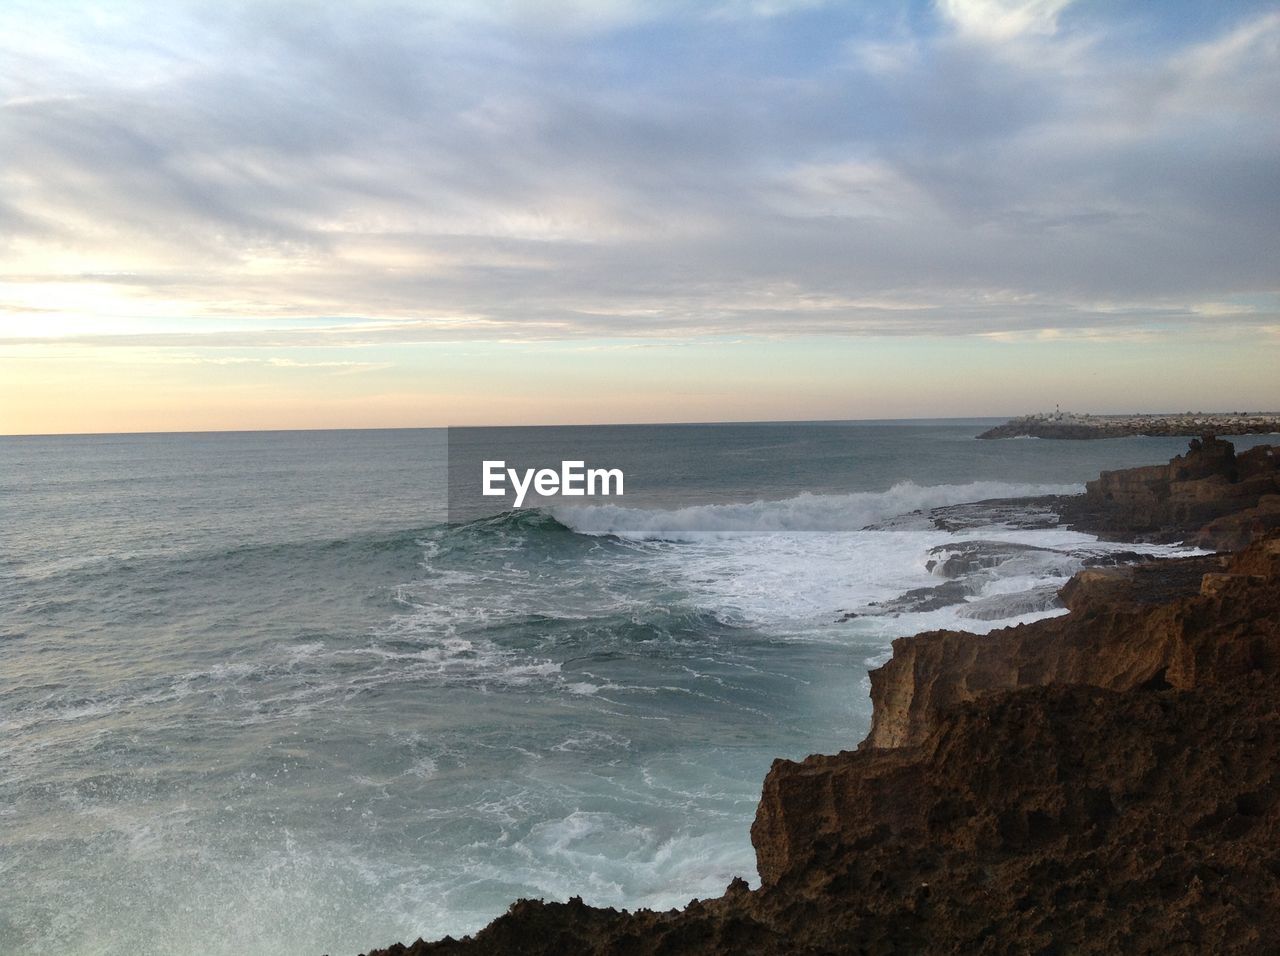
[551,481,1083,538]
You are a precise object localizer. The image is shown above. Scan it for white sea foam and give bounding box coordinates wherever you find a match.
[621,522,1195,643]
[552,481,1083,538]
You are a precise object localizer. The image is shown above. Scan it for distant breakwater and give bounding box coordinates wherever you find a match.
[978,412,1280,440]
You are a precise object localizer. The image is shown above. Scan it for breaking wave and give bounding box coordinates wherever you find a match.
[551,481,1084,538]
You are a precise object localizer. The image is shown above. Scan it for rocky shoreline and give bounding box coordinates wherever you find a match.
[977,412,1280,440]
[361,439,1280,956]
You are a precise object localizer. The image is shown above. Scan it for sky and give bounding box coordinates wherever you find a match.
[2,0,1278,433]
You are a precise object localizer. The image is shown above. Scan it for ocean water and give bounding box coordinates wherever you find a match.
[3,421,1271,955]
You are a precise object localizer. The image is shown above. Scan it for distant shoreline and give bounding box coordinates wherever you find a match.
[978,412,1280,440]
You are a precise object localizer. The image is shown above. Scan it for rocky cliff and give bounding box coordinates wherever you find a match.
[858,543,1277,751]
[361,448,1280,956]
[1060,437,1280,548]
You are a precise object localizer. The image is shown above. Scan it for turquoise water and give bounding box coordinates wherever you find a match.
[3,422,1270,955]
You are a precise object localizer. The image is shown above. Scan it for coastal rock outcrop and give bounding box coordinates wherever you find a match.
[860,541,1276,751]
[1060,438,1280,546]
[748,672,1280,952]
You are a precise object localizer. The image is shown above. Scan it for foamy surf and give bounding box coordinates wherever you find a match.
[551,480,1083,538]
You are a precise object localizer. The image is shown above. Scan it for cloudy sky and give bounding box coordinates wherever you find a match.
[2,0,1278,432]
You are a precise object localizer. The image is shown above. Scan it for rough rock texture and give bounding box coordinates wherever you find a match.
[923,540,1058,577]
[1059,438,1280,546]
[1197,495,1280,552]
[862,542,1278,751]
[361,451,1280,956]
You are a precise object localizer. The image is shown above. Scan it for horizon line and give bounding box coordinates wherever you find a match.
[5,410,1279,439]
[0,414,1004,439]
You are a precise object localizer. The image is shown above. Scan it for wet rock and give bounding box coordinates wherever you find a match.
[1078,549,1149,567]
[927,497,1065,533]
[923,539,1062,578]
[841,537,1111,624]
[838,580,974,620]
[861,497,1066,533]
[953,582,1063,620]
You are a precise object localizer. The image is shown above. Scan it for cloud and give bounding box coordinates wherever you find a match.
[0,0,1276,352]
[938,0,1073,42]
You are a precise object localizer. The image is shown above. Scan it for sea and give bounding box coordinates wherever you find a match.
[4,421,1273,955]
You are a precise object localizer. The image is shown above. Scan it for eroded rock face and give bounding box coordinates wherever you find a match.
[1063,438,1280,546]
[1196,494,1280,552]
[860,540,1280,751]
[752,677,1280,917]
